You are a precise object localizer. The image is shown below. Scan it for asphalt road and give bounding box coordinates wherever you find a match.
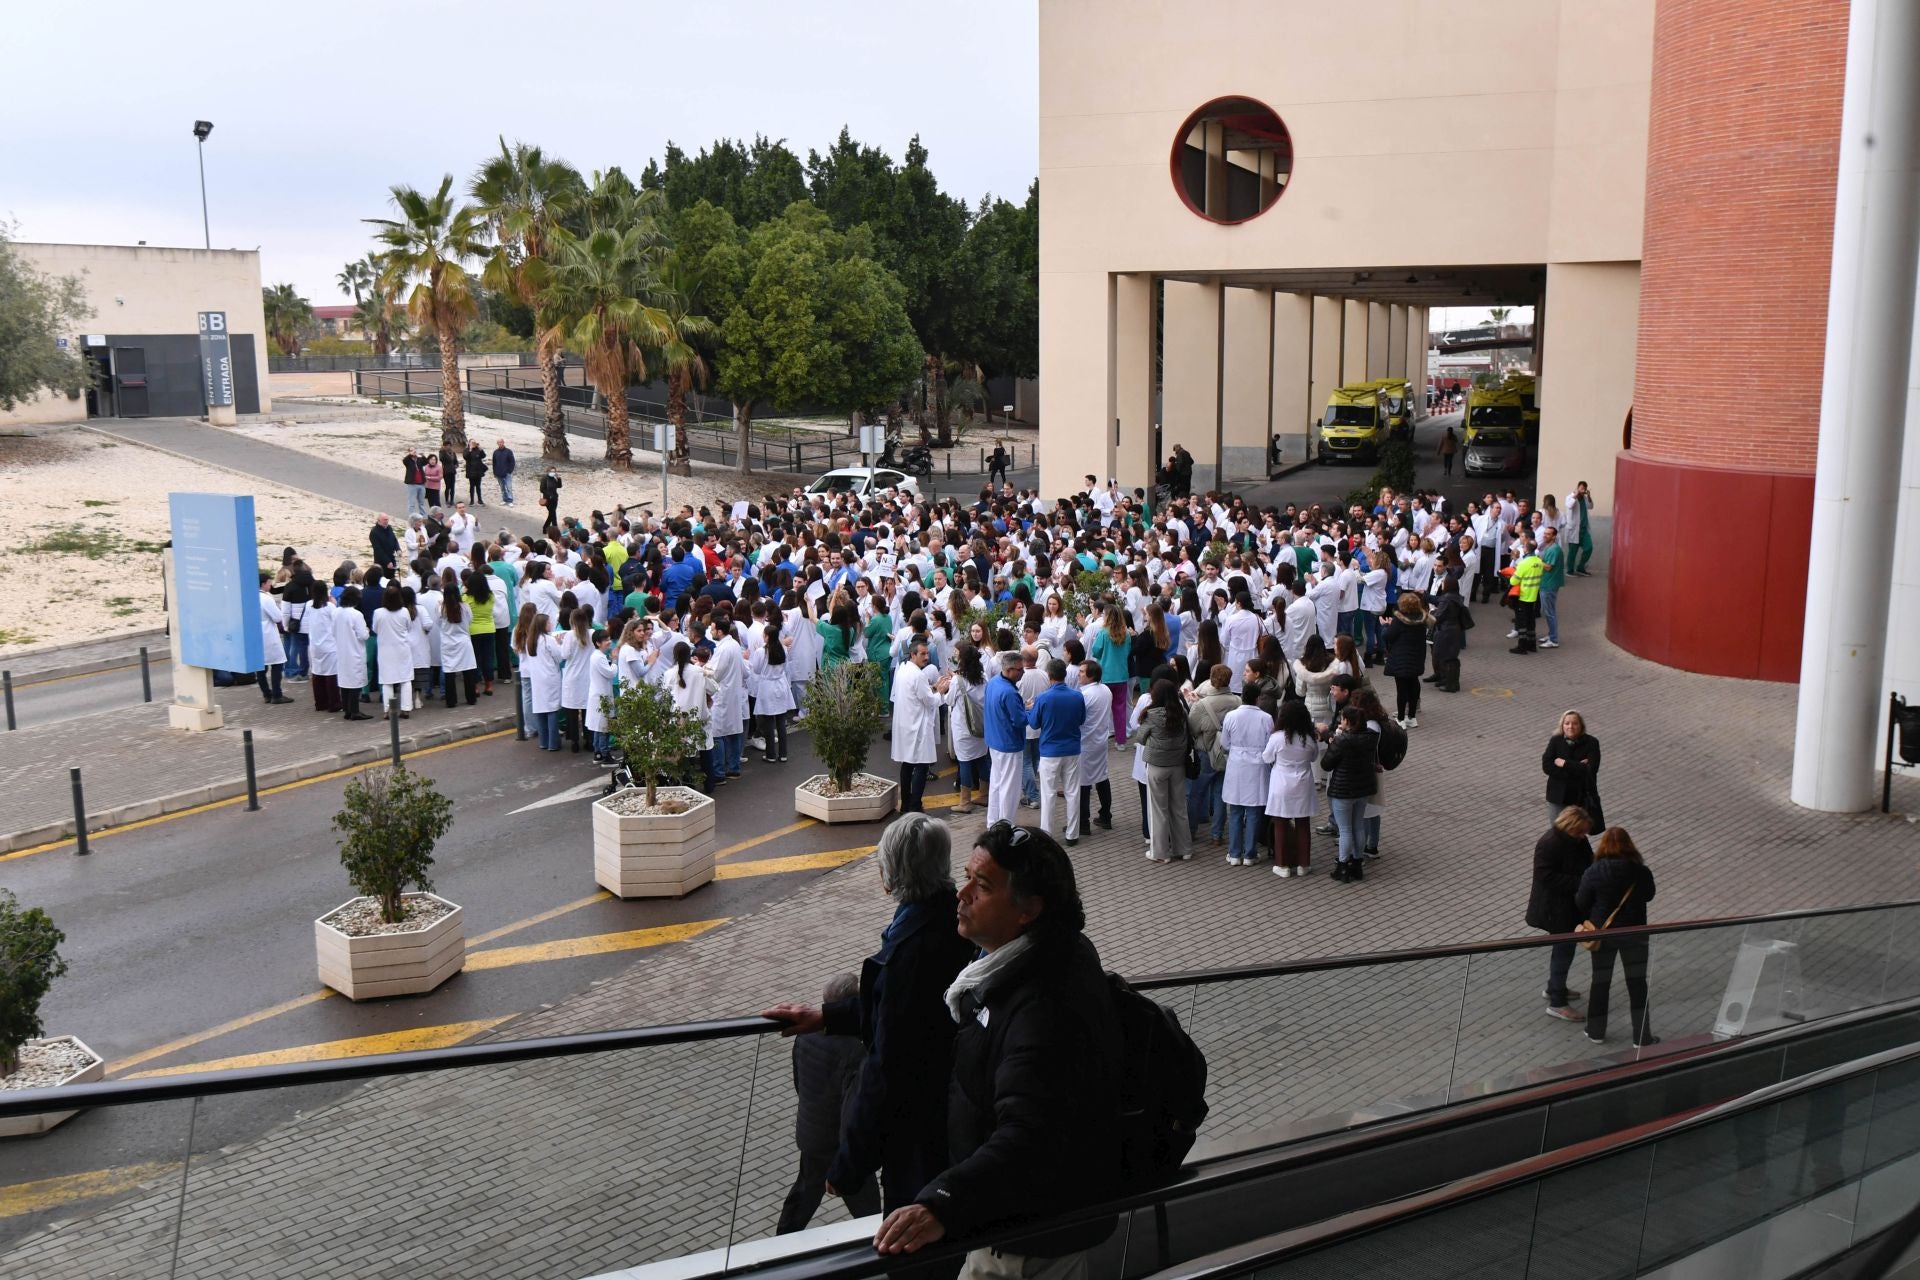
[2,723,937,1208]
[4,655,171,729]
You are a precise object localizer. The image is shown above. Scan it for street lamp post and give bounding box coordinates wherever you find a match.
[192,120,214,249]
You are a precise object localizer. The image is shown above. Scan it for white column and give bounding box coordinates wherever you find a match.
[1792,0,1920,812]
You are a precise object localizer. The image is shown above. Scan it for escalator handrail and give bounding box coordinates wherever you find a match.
[5,898,1913,1119]
[1149,1035,1920,1280]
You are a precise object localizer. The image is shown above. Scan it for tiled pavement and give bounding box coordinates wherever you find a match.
[5,568,1919,1279]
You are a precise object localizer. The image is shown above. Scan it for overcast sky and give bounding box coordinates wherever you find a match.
[3,0,1041,304]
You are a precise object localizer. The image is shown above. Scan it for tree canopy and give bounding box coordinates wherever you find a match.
[0,230,90,411]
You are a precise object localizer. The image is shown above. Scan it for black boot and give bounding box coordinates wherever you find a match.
[1347,857,1365,882]
[1331,860,1350,883]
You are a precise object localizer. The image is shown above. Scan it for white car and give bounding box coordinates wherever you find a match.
[805,467,921,499]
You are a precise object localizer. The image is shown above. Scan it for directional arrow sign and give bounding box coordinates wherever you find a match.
[507,779,609,817]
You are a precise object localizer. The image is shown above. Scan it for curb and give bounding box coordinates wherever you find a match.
[3,632,173,685]
[2,710,519,853]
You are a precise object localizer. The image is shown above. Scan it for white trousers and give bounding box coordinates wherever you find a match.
[986,748,1024,826]
[1038,754,1081,841]
[381,681,413,711]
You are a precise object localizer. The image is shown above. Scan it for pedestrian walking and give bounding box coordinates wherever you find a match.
[1542,709,1603,828]
[1438,425,1458,475]
[1537,526,1565,648]
[1576,827,1659,1047]
[988,440,1011,489]
[540,467,563,535]
[1528,806,1595,1021]
[1028,658,1084,846]
[1320,706,1378,882]
[1076,659,1114,834]
[1565,481,1595,576]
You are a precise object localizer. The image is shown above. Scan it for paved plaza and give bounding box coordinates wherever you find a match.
[3,556,1916,1280]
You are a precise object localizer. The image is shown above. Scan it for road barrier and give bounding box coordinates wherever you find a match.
[243,729,260,812]
[69,768,88,856]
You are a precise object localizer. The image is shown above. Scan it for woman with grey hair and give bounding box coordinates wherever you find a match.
[762,812,977,1214]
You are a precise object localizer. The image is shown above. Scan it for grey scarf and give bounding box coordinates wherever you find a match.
[943,934,1036,1024]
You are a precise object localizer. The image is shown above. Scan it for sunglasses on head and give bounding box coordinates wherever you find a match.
[984,821,1036,870]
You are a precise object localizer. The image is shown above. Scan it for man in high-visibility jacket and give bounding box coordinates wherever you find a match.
[1505,540,1545,654]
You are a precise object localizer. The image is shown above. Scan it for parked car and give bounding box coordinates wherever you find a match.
[804,467,921,499]
[1464,428,1529,477]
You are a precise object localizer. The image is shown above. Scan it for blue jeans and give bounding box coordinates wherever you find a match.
[1227,804,1261,862]
[531,710,561,751]
[1186,756,1224,838]
[592,730,611,756]
[282,632,308,678]
[405,483,427,518]
[1336,610,1356,642]
[957,753,989,789]
[498,473,515,504]
[1546,939,1578,1007]
[719,733,743,775]
[1362,612,1383,654]
[1330,796,1368,864]
[1541,587,1559,644]
[1022,739,1040,803]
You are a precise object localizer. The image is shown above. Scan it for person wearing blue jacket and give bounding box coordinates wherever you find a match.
[660,544,705,611]
[1028,659,1085,846]
[984,650,1029,825]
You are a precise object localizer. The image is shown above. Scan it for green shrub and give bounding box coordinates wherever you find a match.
[606,675,709,806]
[331,765,454,924]
[1343,438,1417,511]
[803,663,889,792]
[0,890,68,1078]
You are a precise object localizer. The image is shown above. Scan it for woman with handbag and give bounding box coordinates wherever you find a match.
[1575,827,1659,1047]
[1542,709,1603,828]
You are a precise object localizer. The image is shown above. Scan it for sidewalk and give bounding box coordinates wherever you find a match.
[0,683,517,851]
[2,628,169,682]
[4,566,1918,1278]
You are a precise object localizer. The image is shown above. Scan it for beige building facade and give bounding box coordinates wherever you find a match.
[1037,0,1653,510]
[4,243,272,426]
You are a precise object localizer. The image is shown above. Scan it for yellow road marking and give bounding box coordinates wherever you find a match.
[0,1161,178,1220]
[126,1018,511,1079]
[465,918,727,970]
[714,846,875,879]
[1,728,517,861]
[107,990,335,1078]
[467,892,610,947]
[714,818,815,861]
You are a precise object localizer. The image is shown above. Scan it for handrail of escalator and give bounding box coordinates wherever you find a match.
[610,995,1920,1280]
[1143,1036,1920,1280]
[6,897,1912,1119]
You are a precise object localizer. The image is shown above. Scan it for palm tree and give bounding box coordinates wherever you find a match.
[261,283,314,357]
[366,177,488,452]
[336,258,375,304]
[541,179,672,471]
[471,139,585,463]
[651,259,715,476]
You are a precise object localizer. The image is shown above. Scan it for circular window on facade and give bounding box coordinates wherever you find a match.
[1170,97,1293,224]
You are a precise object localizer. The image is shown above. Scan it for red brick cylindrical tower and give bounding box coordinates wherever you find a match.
[1610,0,1849,680]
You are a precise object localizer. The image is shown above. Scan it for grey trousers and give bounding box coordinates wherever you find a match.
[1145,763,1192,860]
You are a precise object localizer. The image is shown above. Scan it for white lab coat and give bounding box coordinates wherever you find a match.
[526,633,564,714]
[946,674,988,762]
[1078,682,1114,786]
[1129,692,1153,785]
[660,662,718,749]
[1219,704,1273,806]
[258,592,286,666]
[560,632,592,711]
[407,600,435,670]
[1262,730,1318,818]
[585,648,617,734]
[333,607,369,688]
[438,601,476,674]
[372,608,415,685]
[890,660,940,765]
[748,644,796,716]
[707,636,747,737]
[1218,607,1259,692]
[307,602,337,677]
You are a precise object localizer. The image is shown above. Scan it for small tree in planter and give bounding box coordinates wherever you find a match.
[0,890,68,1080]
[794,663,896,822]
[606,678,709,808]
[331,764,455,924]
[594,679,719,898]
[318,765,461,1000]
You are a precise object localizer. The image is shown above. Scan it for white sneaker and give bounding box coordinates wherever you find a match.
[1506,629,1519,638]
[748,737,766,751]
[1540,640,1559,649]
[1406,715,1418,728]
[1146,851,1170,864]
[1272,865,1290,878]
[1226,856,1240,866]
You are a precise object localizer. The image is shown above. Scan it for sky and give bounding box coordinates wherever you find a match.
[2,0,1041,305]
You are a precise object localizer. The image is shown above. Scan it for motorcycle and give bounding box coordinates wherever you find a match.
[878,430,935,478]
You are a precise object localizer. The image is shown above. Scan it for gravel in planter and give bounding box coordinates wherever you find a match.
[799,773,894,799]
[1,1039,101,1091]
[321,893,456,937]
[600,786,705,817]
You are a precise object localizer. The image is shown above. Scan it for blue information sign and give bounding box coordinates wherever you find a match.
[169,492,263,672]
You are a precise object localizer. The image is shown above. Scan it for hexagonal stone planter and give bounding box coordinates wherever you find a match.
[795,773,900,824]
[593,786,715,899]
[0,1036,105,1138]
[315,892,465,1001]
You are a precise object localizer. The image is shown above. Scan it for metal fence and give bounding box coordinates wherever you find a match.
[271,353,540,373]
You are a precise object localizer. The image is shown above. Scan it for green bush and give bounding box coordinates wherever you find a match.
[606,676,710,806]
[331,765,454,925]
[1343,438,1417,511]
[803,663,889,792]
[0,889,68,1078]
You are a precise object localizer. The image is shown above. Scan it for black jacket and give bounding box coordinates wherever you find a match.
[491,446,516,478]
[1526,828,1592,933]
[463,446,487,478]
[1380,614,1429,677]
[919,930,1122,1255]
[791,1033,865,1160]
[1320,728,1379,798]
[1430,594,1466,663]
[540,473,563,504]
[369,523,400,568]
[822,893,975,1207]
[402,455,425,485]
[1543,734,1602,813]
[1576,857,1655,931]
